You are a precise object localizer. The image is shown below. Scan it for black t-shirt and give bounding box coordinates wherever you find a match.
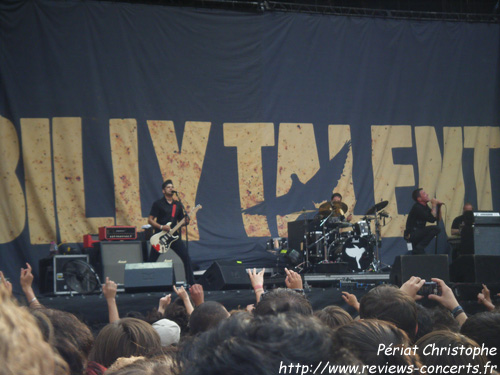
[149,197,184,234]
[451,214,465,230]
[405,202,437,233]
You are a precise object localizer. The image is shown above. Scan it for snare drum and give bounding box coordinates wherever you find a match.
[341,236,373,271]
[353,220,371,237]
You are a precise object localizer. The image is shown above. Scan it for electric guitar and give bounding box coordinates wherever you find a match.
[150,204,202,254]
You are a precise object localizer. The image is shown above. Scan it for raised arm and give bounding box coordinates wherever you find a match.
[20,263,43,308]
[102,277,120,323]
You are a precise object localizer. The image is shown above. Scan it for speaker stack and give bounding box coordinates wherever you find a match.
[390,254,449,286]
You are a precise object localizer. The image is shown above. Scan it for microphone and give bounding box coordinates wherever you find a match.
[172,190,178,194]
[379,211,390,218]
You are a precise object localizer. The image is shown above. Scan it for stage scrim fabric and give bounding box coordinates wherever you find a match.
[1,0,499,289]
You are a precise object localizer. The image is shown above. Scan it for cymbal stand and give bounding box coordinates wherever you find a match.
[370,211,387,272]
[296,218,312,274]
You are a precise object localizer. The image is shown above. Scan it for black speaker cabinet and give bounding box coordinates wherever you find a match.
[198,261,250,291]
[474,225,500,256]
[145,241,186,284]
[124,262,174,292]
[96,241,145,285]
[39,254,89,295]
[450,255,500,284]
[390,254,449,286]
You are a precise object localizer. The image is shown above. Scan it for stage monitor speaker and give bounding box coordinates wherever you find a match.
[450,255,500,284]
[390,255,449,286]
[198,261,250,291]
[97,241,145,285]
[124,262,174,292]
[145,241,186,284]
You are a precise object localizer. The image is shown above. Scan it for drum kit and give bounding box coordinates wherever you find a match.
[301,200,390,273]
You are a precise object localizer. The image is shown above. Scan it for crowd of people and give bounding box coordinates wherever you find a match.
[1,263,499,375]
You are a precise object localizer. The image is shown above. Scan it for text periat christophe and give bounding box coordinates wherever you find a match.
[378,342,497,360]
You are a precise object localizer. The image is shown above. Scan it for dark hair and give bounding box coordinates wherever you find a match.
[331,193,343,200]
[314,306,353,329]
[162,180,173,189]
[38,308,94,375]
[359,285,418,342]
[431,305,459,333]
[181,313,341,375]
[416,330,489,372]
[332,319,420,374]
[254,288,313,316]
[412,188,423,202]
[460,312,500,367]
[89,318,163,368]
[189,301,229,336]
[164,298,190,335]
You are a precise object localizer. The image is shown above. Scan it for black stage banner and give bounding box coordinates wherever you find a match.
[1,0,499,290]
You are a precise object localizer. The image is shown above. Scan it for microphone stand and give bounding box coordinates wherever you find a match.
[174,191,189,253]
[434,203,443,255]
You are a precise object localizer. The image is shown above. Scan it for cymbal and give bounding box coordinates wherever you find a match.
[365,200,389,215]
[332,201,348,214]
[318,201,348,217]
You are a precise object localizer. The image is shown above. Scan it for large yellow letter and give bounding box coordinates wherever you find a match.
[275,123,319,237]
[21,118,56,244]
[464,126,500,210]
[110,119,146,230]
[0,116,25,243]
[224,122,274,237]
[53,118,113,242]
[415,126,465,235]
[371,125,414,237]
[148,121,211,240]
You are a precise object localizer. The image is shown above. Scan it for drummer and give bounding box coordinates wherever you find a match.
[331,193,353,222]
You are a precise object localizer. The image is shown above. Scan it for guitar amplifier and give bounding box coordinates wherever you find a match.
[99,226,137,241]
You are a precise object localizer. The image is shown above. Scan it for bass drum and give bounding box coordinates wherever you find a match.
[341,236,373,272]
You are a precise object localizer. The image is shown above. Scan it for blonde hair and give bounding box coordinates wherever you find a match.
[0,287,69,375]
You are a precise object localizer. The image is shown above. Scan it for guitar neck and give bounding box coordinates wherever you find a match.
[169,218,185,234]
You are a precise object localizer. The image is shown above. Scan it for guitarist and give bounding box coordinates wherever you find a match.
[148,179,195,286]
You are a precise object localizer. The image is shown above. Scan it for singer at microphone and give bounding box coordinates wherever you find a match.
[404,188,442,255]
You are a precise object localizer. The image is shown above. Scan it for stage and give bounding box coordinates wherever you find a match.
[29,269,495,334]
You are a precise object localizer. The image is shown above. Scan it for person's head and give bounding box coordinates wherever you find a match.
[463,203,474,213]
[412,188,430,203]
[0,287,69,375]
[431,305,459,333]
[314,305,353,329]
[332,319,420,373]
[162,180,174,197]
[189,301,230,336]
[104,355,177,375]
[253,288,313,316]
[359,284,418,342]
[416,330,489,373]
[182,313,345,375]
[460,311,500,367]
[38,308,94,375]
[152,319,181,347]
[89,318,163,368]
[331,193,343,202]
[164,297,190,335]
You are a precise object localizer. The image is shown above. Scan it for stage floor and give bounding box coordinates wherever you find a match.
[36,271,388,332]
[33,271,490,334]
